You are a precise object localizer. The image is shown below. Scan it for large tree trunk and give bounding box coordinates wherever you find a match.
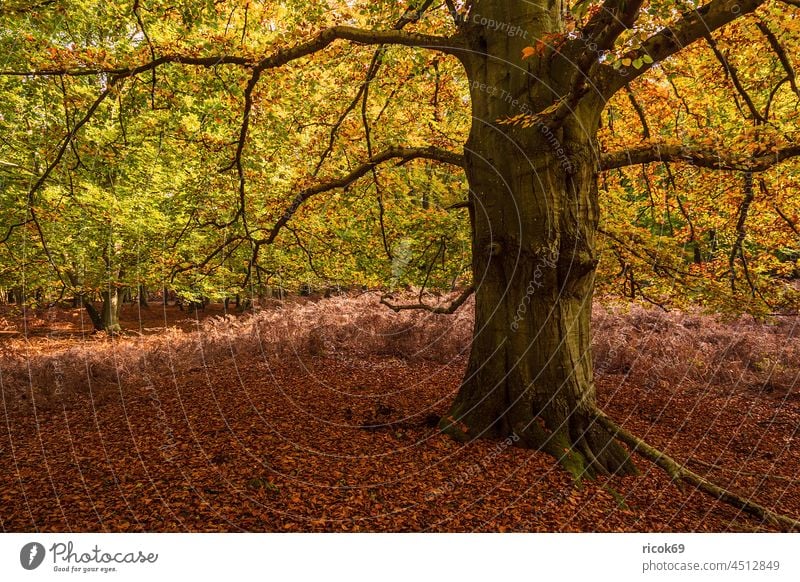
[440,1,636,477]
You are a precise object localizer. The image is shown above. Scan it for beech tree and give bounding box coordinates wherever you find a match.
[2,0,800,527]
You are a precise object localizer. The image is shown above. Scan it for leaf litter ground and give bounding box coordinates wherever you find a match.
[1,296,798,531]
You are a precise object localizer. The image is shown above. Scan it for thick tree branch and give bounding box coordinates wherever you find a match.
[579,0,644,52]
[257,146,465,245]
[444,0,463,26]
[543,1,645,129]
[600,142,800,172]
[729,173,760,299]
[599,0,767,98]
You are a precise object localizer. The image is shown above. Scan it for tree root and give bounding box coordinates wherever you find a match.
[594,409,800,532]
[688,458,800,484]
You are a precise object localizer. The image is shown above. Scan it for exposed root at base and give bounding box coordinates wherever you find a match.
[594,409,800,532]
[438,411,639,481]
[514,418,639,481]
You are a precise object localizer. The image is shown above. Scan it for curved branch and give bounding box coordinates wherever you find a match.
[600,142,800,172]
[256,25,463,67]
[217,67,263,236]
[380,285,474,314]
[0,26,464,78]
[258,146,465,245]
[4,86,114,255]
[213,11,454,245]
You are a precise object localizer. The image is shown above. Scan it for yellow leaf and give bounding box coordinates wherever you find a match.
[522,46,536,60]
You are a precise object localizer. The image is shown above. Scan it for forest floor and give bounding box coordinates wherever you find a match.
[0,294,798,532]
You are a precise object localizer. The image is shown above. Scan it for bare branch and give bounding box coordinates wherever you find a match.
[380,285,475,314]
[258,146,465,245]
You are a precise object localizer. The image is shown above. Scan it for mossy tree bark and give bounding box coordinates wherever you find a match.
[439,1,636,477]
